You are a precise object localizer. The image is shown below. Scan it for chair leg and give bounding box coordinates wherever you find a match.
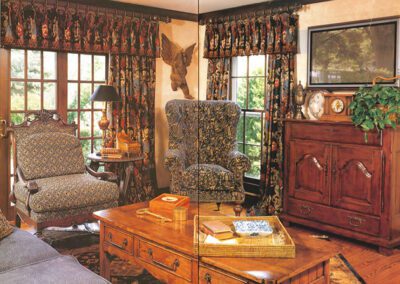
[216,202,221,211]
[233,203,243,217]
[15,213,21,228]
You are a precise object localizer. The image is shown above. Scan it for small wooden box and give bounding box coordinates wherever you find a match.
[194,215,295,258]
[149,194,190,220]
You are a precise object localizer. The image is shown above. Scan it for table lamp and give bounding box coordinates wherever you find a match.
[90,85,120,150]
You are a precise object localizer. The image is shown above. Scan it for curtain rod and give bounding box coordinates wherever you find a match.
[199,3,302,25]
[5,0,171,23]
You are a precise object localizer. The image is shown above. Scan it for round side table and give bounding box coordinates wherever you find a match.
[87,153,144,204]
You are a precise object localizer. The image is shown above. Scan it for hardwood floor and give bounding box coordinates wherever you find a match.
[19,202,400,283]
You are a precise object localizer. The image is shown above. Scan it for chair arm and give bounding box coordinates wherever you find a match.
[227,150,251,177]
[16,167,39,194]
[86,165,117,182]
[164,149,185,172]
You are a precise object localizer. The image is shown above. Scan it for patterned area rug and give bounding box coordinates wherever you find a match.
[42,230,365,284]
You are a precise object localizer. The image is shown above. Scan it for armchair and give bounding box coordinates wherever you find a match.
[164,100,251,215]
[6,110,119,231]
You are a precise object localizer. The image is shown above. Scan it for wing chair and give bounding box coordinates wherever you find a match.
[7,110,119,231]
[164,100,251,216]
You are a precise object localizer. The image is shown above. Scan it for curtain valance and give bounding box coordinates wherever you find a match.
[203,12,298,58]
[0,0,161,57]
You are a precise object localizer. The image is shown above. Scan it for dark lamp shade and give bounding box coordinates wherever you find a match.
[90,85,120,102]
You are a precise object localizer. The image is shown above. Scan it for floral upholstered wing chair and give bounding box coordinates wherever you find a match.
[164,100,251,216]
[7,111,119,231]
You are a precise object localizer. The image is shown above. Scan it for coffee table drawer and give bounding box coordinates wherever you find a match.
[137,239,192,281]
[199,266,246,284]
[104,226,134,255]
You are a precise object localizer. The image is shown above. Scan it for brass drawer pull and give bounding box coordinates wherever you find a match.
[147,248,180,272]
[204,272,212,283]
[107,232,128,250]
[300,205,312,216]
[348,216,365,227]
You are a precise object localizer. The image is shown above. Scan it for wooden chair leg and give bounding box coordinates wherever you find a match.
[216,202,221,211]
[15,213,21,228]
[233,203,243,216]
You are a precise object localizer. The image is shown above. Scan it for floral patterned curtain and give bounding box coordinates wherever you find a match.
[206,58,231,100]
[203,12,298,58]
[259,54,295,215]
[204,11,298,215]
[108,55,157,203]
[0,0,160,57]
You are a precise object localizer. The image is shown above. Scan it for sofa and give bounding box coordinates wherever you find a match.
[0,228,109,284]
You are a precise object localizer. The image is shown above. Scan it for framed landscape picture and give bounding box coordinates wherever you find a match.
[308,19,399,88]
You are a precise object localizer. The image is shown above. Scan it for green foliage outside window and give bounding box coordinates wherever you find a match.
[234,65,265,179]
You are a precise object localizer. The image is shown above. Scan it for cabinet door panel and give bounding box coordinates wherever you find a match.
[332,145,382,215]
[289,140,330,204]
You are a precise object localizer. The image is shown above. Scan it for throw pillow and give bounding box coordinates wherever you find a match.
[0,210,13,240]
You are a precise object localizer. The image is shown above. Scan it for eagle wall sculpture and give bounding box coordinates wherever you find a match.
[161,33,196,100]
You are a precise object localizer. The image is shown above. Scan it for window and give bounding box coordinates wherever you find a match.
[10,49,57,124]
[231,55,267,179]
[67,53,107,158]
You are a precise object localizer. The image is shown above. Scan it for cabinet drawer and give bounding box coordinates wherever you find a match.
[104,226,134,255]
[199,266,246,284]
[287,122,382,146]
[288,198,380,236]
[137,239,192,282]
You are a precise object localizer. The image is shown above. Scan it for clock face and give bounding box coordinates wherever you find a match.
[331,98,345,113]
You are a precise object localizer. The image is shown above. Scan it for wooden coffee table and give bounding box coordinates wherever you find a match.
[93,203,332,283]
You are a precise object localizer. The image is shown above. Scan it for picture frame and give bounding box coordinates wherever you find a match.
[307,19,400,88]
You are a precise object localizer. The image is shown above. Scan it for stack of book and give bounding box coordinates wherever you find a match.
[200,220,234,240]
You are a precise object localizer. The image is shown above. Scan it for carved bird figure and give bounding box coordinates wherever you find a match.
[161,33,196,100]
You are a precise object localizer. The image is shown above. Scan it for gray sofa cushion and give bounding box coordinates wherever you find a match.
[0,255,109,284]
[0,229,59,272]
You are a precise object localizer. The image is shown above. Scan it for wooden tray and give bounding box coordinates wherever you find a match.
[194,215,295,258]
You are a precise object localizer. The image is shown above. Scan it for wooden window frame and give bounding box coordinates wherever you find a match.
[66,53,108,155]
[9,49,58,124]
[230,55,268,182]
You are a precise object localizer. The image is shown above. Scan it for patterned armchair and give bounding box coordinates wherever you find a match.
[164,100,250,215]
[7,111,119,231]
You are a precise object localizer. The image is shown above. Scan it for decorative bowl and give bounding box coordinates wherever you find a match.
[233,220,273,237]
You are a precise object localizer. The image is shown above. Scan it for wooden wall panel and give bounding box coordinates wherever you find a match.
[0,48,11,218]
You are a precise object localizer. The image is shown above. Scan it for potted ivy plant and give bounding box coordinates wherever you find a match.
[349,84,400,142]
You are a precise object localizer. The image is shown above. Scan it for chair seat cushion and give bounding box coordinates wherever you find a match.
[182,164,235,191]
[14,174,119,213]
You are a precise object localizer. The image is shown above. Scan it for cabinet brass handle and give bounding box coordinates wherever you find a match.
[204,272,212,283]
[348,216,365,227]
[300,205,312,216]
[107,232,128,250]
[147,248,180,272]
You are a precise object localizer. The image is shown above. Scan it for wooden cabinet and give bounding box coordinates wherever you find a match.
[282,120,400,254]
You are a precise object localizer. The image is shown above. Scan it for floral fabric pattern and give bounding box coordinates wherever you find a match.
[109,54,157,203]
[0,0,160,57]
[206,58,230,100]
[15,200,118,223]
[203,12,298,58]
[14,173,119,213]
[259,54,295,214]
[164,100,250,203]
[182,164,236,191]
[0,210,13,240]
[17,132,85,180]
